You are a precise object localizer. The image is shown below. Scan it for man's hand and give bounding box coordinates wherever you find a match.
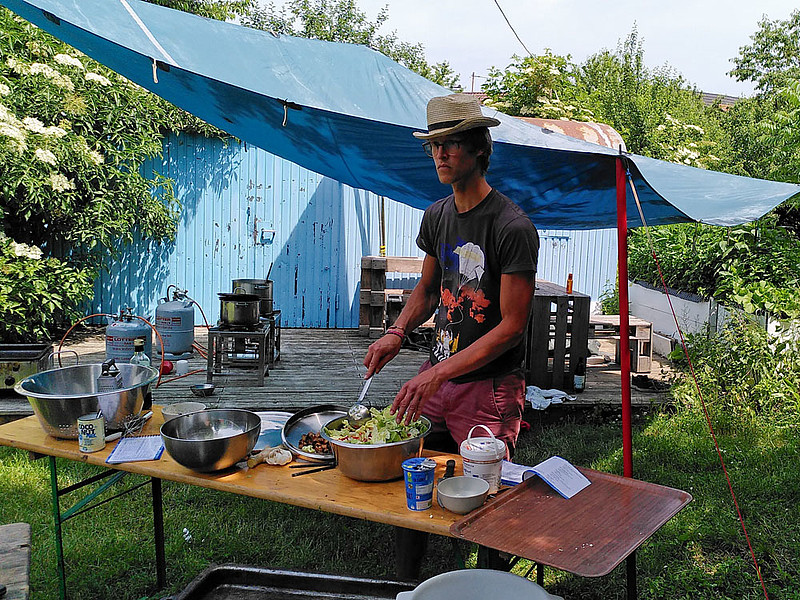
[391,366,445,425]
[363,334,402,378]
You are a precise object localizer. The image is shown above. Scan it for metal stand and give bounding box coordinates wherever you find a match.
[47,456,165,599]
[206,322,271,386]
[263,310,281,368]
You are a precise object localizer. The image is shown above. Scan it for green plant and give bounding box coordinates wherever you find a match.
[0,233,93,341]
[628,219,800,318]
[598,276,619,315]
[482,51,595,121]
[670,312,800,423]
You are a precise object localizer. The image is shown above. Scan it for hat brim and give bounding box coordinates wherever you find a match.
[412,116,501,139]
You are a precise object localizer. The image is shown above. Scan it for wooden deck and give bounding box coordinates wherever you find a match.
[0,327,672,420]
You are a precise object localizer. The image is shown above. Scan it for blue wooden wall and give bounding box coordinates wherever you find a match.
[92,134,617,327]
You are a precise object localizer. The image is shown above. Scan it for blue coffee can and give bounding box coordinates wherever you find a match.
[402,457,437,511]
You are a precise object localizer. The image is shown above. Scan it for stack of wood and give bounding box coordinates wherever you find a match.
[358,256,425,338]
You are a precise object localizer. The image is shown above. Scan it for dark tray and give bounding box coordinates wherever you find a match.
[171,564,414,600]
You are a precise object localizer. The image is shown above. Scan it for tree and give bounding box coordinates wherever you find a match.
[482,51,595,121]
[729,9,800,93]
[145,0,253,20]
[578,29,723,167]
[241,0,460,89]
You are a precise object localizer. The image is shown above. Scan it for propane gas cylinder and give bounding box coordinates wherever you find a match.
[105,308,152,362]
[155,288,195,359]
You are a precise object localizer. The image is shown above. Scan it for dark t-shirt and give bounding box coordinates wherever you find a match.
[416,189,539,382]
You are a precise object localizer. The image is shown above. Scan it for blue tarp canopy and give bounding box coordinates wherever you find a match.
[3,0,799,229]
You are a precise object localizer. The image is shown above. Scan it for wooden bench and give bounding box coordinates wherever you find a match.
[0,523,31,600]
[589,314,653,373]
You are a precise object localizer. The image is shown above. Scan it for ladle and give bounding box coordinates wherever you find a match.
[348,376,373,425]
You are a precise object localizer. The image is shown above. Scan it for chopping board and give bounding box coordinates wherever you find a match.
[450,467,691,577]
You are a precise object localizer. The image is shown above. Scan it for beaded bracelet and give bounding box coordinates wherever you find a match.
[384,329,405,343]
[387,324,406,334]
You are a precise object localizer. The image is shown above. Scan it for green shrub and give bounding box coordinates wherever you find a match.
[0,233,93,342]
[670,312,800,425]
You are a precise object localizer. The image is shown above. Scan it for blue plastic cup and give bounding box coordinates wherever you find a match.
[402,457,437,511]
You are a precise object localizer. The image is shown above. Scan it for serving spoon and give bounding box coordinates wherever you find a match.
[348,376,373,425]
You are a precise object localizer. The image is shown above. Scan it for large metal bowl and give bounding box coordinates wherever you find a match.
[321,415,431,482]
[15,363,158,439]
[160,408,260,472]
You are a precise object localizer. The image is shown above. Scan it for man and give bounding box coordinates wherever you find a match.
[364,93,539,459]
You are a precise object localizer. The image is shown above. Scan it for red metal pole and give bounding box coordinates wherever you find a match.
[616,157,633,478]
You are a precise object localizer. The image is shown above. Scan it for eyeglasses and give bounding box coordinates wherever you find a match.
[422,138,464,157]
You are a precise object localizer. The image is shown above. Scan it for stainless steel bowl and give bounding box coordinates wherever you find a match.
[15,364,158,439]
[321,415,431,482]
[160,408,260,472]
[190,383,216,397]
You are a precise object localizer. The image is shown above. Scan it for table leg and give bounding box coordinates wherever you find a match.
[152,478,166,589]
[206,332,215,383]
[48,456,67,600]
[537,562,544,586]
[627,552,637,599]
[393,526,428,581]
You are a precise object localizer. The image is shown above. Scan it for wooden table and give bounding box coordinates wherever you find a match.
[589,315,653,373]
[0,410,691,599]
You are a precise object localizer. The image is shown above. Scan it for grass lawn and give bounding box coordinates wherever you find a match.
[1,402,798,599]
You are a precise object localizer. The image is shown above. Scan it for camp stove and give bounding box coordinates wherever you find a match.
[206,321,271,387]
[0,343,53,389]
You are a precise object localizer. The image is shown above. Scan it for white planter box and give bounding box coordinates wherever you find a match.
[628,280,711,340]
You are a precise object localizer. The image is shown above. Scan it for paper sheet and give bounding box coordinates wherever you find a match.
[106,435,165,464]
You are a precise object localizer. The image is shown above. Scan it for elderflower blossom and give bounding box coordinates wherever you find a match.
[48,173,74,192]
[34,148,57,165]
[88,149,104,165]
[0,103,20,124]
[84,72,111,87]
[43,125,67,138]
[0,122,27,153]
[28,63,74,90]
[5,57,22,73]
[23,116,46,133]
[0,82,9,96]
[10,241,43,260]
[54,54,84,70]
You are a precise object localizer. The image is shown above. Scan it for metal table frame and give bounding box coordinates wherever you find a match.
[43,454,166,599]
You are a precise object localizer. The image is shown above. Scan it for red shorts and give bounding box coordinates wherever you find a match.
[418,361,525,458]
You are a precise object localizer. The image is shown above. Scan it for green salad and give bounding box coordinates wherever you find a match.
[325,406,428,445]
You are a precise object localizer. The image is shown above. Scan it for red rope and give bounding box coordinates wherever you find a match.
[627,172,769,600]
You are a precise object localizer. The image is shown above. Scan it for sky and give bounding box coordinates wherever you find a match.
[281,0,798,98]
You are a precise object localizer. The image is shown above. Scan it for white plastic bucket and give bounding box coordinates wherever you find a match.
[459,424,505,494]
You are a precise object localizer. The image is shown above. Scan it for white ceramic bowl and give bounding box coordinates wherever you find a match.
[436,476,490,514]
[162,401,206,422]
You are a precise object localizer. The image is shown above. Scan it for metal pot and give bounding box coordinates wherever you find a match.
[232,279,273,316]
[218,292,260,327]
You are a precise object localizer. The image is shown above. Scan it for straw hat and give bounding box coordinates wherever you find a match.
[413,94,500,139]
